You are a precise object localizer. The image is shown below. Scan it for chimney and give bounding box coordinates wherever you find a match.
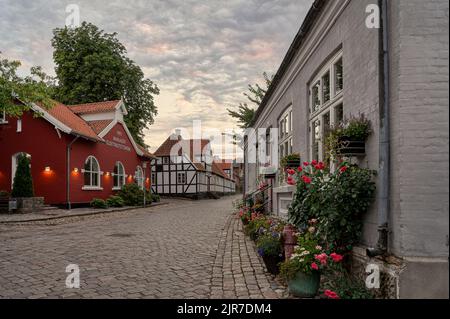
[175,129,182,140]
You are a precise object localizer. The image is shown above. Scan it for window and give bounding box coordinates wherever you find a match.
[113,161,126,189]
[177,172,186,184]
[135,166,144,189]
[151,173,156,184]
[0,110,6,124]
[83,156,101,188]
[17,119,22,132]
[279,106,293,162]
[163,157,169,164]
[309,51,344,164]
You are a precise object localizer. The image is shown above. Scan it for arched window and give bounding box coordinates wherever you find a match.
[84,156,100,187]
[135,166,144,189]
[113,161,126,189]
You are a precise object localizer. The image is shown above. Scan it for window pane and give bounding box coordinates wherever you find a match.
[84,171,91,186]
[312,81,321,112]
[91,158,99,171]
[313,120,320,161]
[322,71,330,103]
[114,174,118,187]
[92,173,99,186]
[335,104,344,124]
[335,58,343,92]
[84,160,90,172]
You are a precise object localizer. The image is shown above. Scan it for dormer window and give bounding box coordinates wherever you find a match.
[0,110,6,124]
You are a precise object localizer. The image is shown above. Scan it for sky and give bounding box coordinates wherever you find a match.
[0,0,314,157]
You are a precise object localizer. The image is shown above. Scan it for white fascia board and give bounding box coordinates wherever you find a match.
[116,99,128,115]
[29,103,72,134]
[98,119,118,138]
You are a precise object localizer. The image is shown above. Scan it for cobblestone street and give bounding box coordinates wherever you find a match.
[0,196,286,299]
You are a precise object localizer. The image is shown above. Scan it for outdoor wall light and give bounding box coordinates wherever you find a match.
[105,172,110,176]
[44,166,51,172]
[73,167,79,173]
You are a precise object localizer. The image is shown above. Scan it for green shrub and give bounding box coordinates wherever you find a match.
[90,198,108,209]
[106,195,125,207]
[0,190,10,198]
[150,192,160,203]
[11,154,34,198]
[117,183,144,206]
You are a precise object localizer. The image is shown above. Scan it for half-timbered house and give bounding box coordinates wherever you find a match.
[151,132,235,197]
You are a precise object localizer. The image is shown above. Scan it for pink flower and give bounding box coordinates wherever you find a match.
[315,253,328,265]
[311,262,319,270]
[315,162,325,170]
[302,176,312,184]
[340,166,348,173]
[297,166,303,172]
[324,290,340,299]
[303,161,309,166]
[311,160,318,166]
[330,253,344,263]
[287,169,295,176]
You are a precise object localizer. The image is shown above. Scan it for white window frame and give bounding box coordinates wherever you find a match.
[135,166,144,189]
[309,51,344,164]
[112,161,126,190]
[177,172,187,185]
[82,156,102,190]
[16,119,22,132]
[278,106,293,163]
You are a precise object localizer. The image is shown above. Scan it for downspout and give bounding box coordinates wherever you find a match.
[66,135,80,210]
[367,0,390,257]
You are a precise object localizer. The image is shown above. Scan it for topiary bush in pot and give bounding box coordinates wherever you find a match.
[11,154,34,198]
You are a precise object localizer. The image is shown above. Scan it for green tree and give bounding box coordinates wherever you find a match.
[11,154,34,198]
[0,53,55,117]
[227,72,272,128]
[51,22,159,145]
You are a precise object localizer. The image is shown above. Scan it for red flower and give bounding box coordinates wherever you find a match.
[302,176,312,184]
[314,162,325,170]
[340,166,348,173]
[311,160,318,166]
[287,169,295,176]
[311,262,319,270]
[297,166,303,172]
[303,161,309,166]
[287,177,296,186]
[324,290,340,299]
[330,253,344,263]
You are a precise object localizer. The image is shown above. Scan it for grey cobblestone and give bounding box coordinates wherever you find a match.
[0,196,287,299]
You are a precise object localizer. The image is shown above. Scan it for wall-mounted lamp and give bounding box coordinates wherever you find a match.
[44,166,51,172]
[73,167,79,173]
[105,172,110,176]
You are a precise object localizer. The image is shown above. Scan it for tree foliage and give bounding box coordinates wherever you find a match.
[11,154,34,198]
[227,72,272,128]
[51,22,159,145]
[0,53,55,117]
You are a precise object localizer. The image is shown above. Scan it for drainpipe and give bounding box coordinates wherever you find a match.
[367,0,390,257]
[66,135,80,210]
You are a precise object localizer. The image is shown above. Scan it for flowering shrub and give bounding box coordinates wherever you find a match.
[256,233,283,258]
[287,161,376,252]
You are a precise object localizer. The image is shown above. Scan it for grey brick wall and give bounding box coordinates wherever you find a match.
[389,0,449,257]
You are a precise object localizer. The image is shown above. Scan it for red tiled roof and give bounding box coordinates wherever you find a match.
[154,135,182,156]
[137,144,156,159]
[87,119,113,134]
[189,139,210,160]
[215,162,232,171]
[45,101,101,141]
[68,100,121,115]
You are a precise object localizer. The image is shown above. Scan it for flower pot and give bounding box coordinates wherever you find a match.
[285,159,301,169]
[288,271,321,298]
[338,136,365,156]
[262,255,283,275]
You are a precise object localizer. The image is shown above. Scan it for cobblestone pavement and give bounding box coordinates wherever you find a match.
[0,196,287,299]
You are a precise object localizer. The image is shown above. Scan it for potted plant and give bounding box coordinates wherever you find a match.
[325,114,371,158]
[279,232,324,298]
[256,233,284,275]
[280,153,301,169]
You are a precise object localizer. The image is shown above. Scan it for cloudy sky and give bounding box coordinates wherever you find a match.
[0,0,313,157]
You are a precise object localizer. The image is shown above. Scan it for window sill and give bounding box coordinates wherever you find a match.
[112,187,122,191]
[82,186,103,191]
[0,121,8,125]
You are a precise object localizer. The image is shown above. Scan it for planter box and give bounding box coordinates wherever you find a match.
[11,197,44,214]
[284,159,301,168]
[337,136,366,156]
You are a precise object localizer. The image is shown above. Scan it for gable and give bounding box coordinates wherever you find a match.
[102,122,134,153]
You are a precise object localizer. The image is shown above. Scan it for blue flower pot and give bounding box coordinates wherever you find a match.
[288,271,321,298]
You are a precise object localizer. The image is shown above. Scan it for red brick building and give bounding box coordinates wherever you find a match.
[0,99,154,207]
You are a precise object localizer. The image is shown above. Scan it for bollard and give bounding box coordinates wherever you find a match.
[282,224,298,260]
